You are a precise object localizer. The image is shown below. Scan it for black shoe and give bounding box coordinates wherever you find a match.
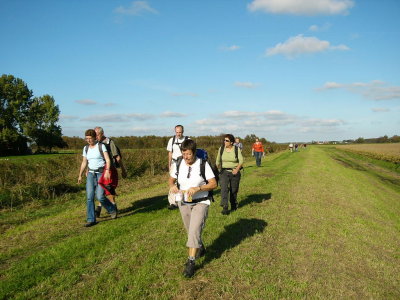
[231,203,237,211]
[221,207,229,215]
[84,222,97,227]
[196,246,206,258]
[168,204,178,210]
[95,205,102,218]
[183,259,195,278]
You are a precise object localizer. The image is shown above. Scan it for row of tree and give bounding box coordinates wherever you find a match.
[354,135,400,144]
[0,74,65,155]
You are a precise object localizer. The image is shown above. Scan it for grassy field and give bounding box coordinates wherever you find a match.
[1,146,399,299]
[336,143,400,163]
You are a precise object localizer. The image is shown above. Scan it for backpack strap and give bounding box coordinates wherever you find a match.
[175,156,183,189]
[235,145,239,163]
[219,145,225,169]
[85,143,104,161]
[171,136,176,154]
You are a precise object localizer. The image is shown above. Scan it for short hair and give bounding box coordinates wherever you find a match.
[94,126,104,134]
[175,125,184,131]
[224,134,235,144]
[180,139,196,154]
[85,129,96,138]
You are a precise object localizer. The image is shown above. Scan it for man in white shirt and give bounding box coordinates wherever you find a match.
[166,125,189,209]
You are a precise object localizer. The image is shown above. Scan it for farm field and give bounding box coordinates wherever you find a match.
[0,146,399,299]
[336,143,400,163]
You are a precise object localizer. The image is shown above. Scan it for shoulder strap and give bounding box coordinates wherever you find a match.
[171,136,176,154]
[175,156,183,189]
[200,159,206,182]
[184,136,189,141]
[85,145,89,155]
[98,143,105,160]
[219,145,225,168]
[235,145,239,163]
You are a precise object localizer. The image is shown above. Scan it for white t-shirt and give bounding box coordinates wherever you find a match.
[170,158,215,205]
[166,136,189,160]
[82,143,107,170]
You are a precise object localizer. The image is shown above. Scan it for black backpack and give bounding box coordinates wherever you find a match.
[171,136,189,154]
[102,138,122,168]
[175,149,217,202]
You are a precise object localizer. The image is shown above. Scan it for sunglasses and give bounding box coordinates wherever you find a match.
[224,139,230,142]
[187,166,192,178]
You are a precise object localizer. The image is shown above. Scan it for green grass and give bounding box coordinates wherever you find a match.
[1,146,399,299]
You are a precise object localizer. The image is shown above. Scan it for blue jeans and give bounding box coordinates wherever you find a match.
[86,172,116,222]
[254,151,263,167]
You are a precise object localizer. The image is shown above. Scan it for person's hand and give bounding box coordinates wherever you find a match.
[232,169,238,175]
[78,176,82,184]
[104,170,111,180]
[187,186,199,197]
[169,185,179,194]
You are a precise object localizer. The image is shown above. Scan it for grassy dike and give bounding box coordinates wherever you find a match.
[1,146,399,299]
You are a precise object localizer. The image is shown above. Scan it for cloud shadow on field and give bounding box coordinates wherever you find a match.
[198,218,267,269]
[238,193,272,208]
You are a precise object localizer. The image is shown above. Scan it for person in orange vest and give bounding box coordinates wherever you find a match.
[251,138,265,167]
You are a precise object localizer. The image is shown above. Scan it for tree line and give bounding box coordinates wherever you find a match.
[0,74,64,155]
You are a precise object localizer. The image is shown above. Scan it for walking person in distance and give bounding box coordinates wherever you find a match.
[216,134,244,215]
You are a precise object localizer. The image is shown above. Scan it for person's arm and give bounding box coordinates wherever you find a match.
[78,156,88,184]
[232,148,244,175]
[168,151,173,171]
[168,176,179,193]
[215,147,221,169]
[103,150,111,180]
[187,178,217,197]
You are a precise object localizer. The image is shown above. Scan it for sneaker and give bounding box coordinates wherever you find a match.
[95,206,102,218]
[196,246,206,258]
[110,209,118,219]
[183,259,195,278]
[168,204,178,210]
[84,222,97,227]
[221,207,229,215]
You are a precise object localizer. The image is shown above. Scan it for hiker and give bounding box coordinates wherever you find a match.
[289,143,293,152]
[233,137,243,150]
[168,139,217,278]
[216,134,244,215]
[252,138,265,167]
[94,126,126,217]
[78,129,117,227]
[166,125,189,209]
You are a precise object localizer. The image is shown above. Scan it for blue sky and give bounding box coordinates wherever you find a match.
[1,0,399,142]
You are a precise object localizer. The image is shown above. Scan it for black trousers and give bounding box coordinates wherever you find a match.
[219,170,241,209]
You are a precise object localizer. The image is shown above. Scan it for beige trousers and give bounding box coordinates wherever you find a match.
[178,202,209,248]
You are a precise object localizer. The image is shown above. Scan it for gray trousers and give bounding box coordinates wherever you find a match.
[219,169,241,209]
[178,202,209,248]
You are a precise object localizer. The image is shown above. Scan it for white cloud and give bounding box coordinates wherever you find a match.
[248,0,354,16]
[160,111,187,118]
[234,81,260,89]
[266,35,349,58]
[114,1,158,16]
[309,23,332,32]
[104,102,117,107]
[81,113,152,122]
[372,108,390,112]
[75,99,97,105]
[317,80,400,100]
[220,45,241,51]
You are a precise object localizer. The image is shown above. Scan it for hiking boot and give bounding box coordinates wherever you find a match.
[84,221,97,227]
[110,208,118,219]
[183,259,195,278]
[231,203,237,211]
[95,205,102,218]
[168,204,178,210]
[221,207,229,215]
[196,246,206,258]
